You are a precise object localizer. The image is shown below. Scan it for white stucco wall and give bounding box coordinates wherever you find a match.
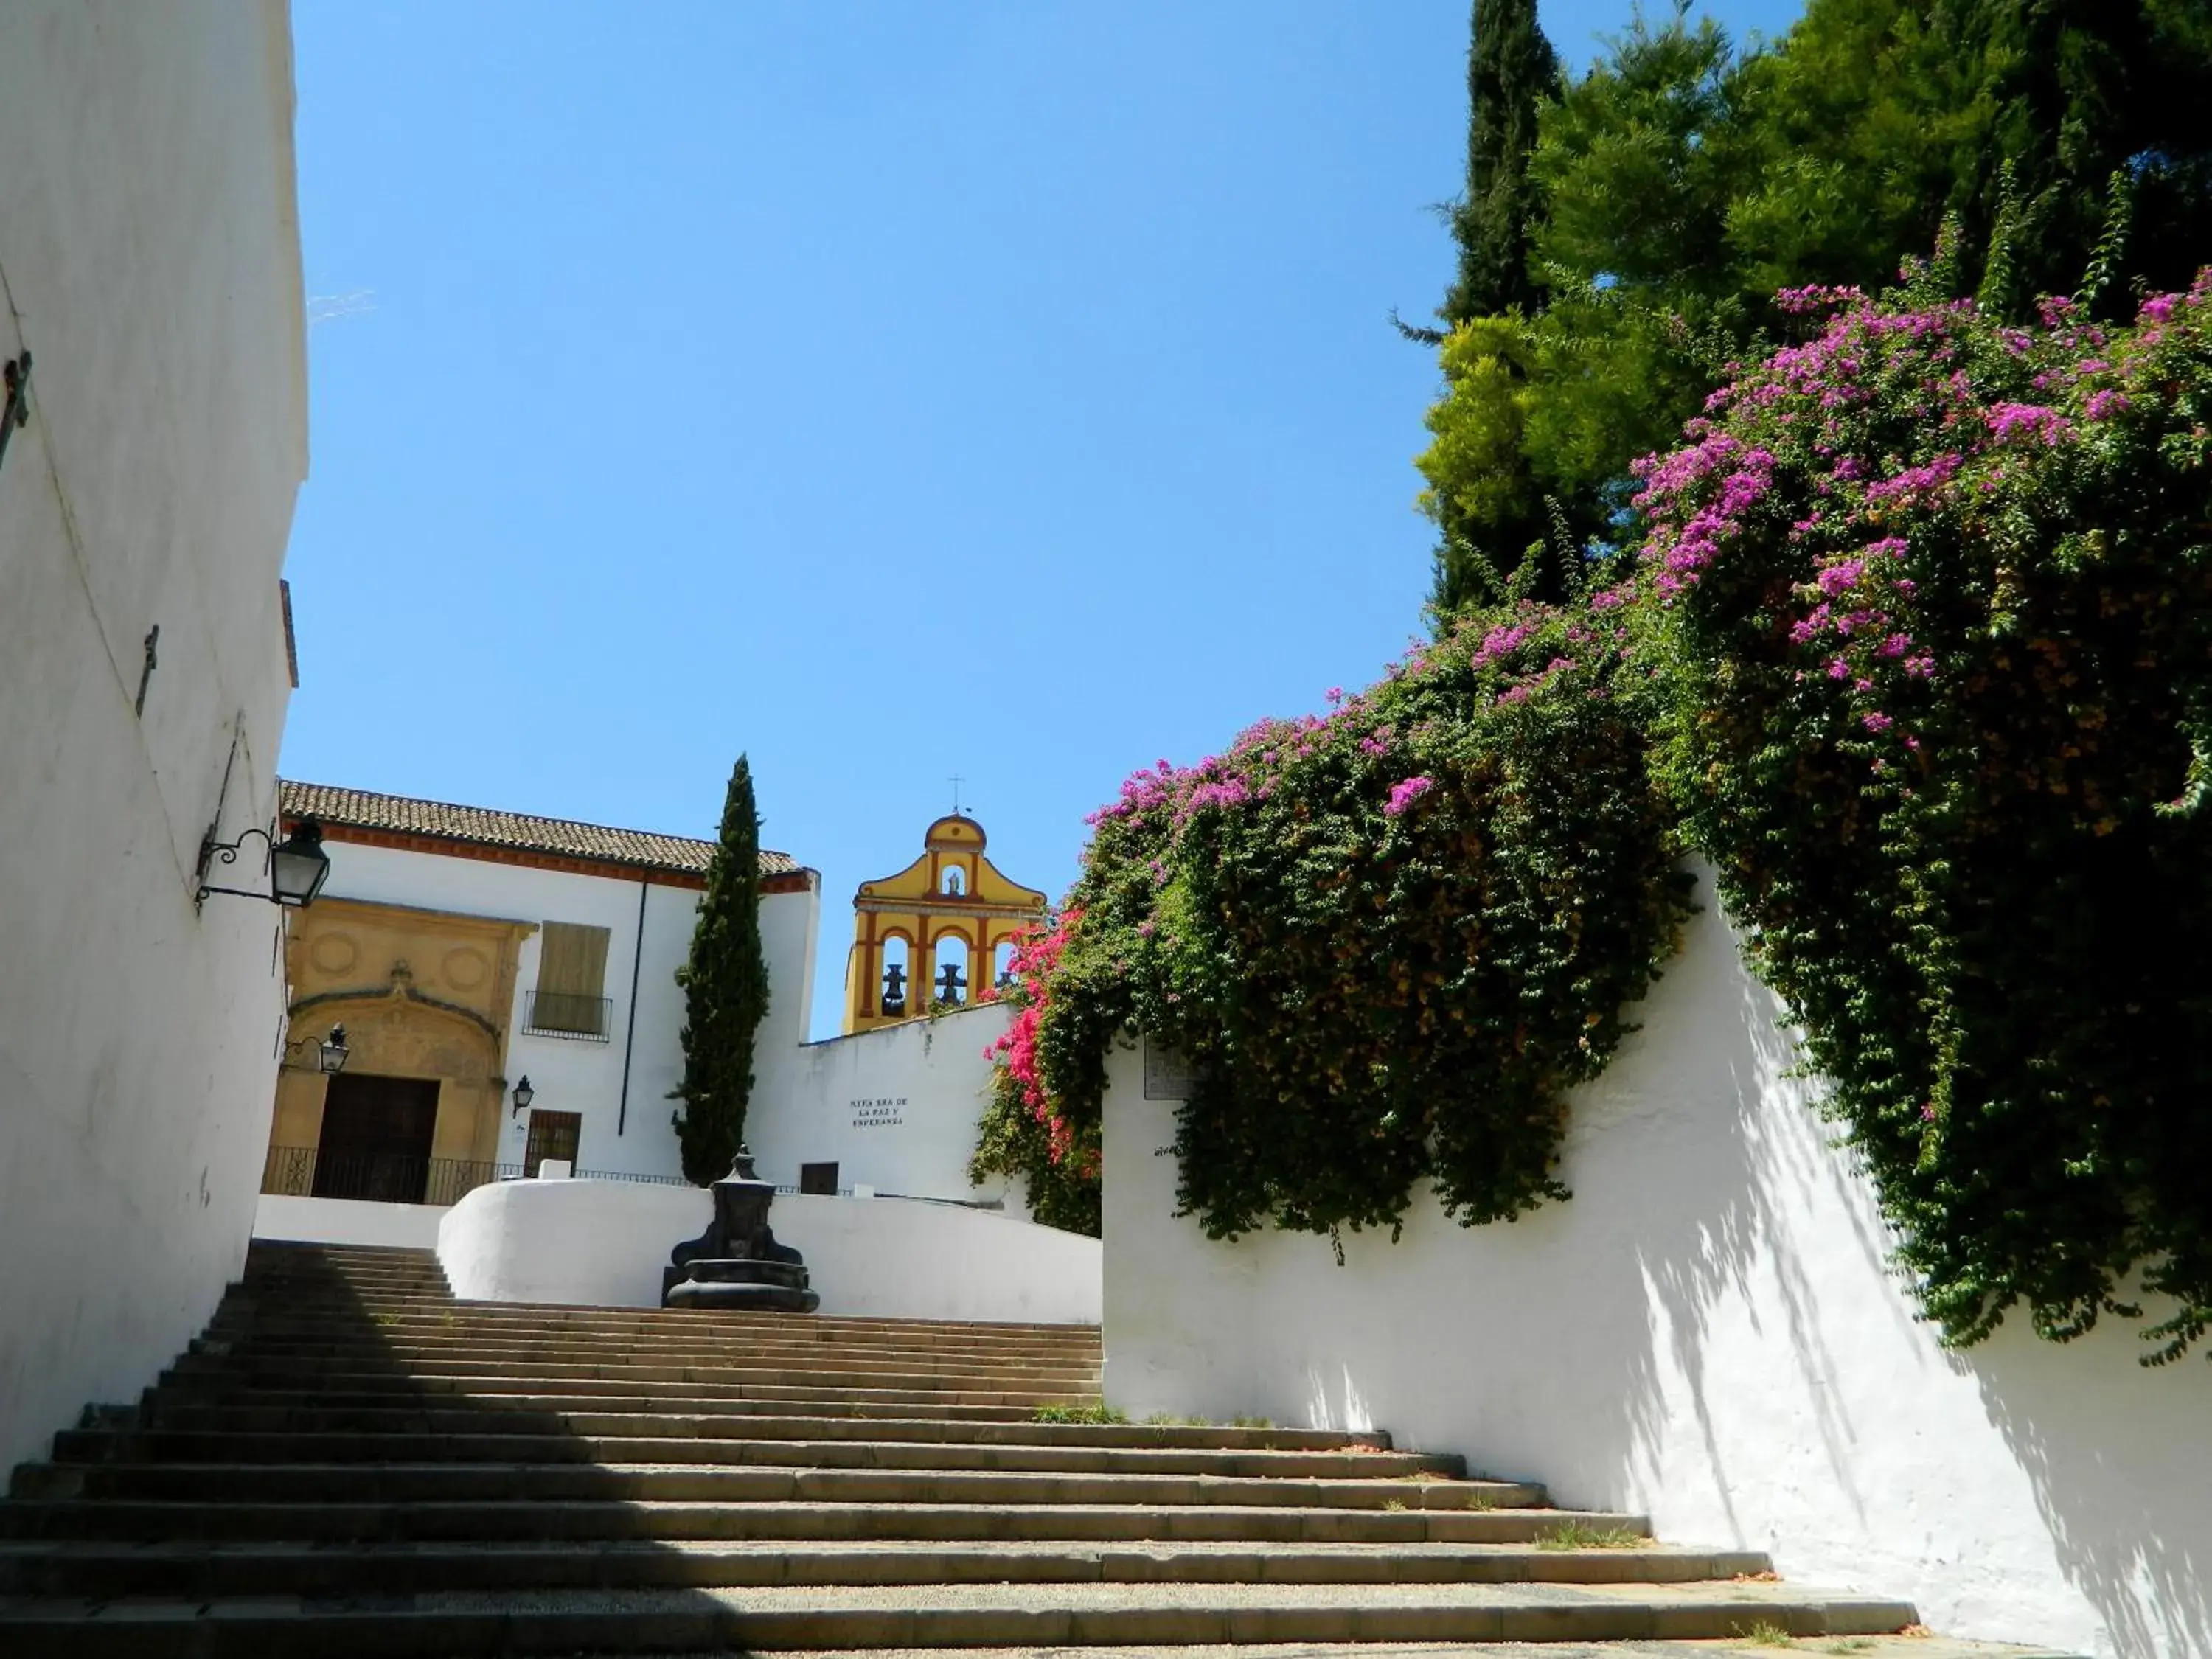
[254,1193,449,1251]
[751,1002,1023,1210]
[1102,878,2212,1658]
[305,838,819,1179]
[438,1177,1099,1324]
[0,2,307,1471]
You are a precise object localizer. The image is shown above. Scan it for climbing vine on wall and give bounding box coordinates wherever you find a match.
[976,608,1690,1248]
[1631,274,2212,1362]
[992,252,2212,1363]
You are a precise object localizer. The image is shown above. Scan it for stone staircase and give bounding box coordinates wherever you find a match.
[0,1239,2017,1655]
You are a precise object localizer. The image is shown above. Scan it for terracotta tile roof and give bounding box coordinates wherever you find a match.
[279,779,799,878]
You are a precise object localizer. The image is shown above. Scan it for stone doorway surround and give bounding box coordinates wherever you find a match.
[271,897,536,1170]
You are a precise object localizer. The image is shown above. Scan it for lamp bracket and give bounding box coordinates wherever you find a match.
[195,822,277,911]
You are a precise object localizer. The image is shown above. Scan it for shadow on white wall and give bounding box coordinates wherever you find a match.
[1102,868,2211,1655]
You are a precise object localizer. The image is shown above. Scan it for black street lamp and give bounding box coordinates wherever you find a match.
[510,1075,535,1118]
[197,818,332,911]
[285,1024,349,1074]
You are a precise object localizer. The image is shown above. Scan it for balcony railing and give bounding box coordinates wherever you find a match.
[261,1146,695,1206]
[521,990,613,1041]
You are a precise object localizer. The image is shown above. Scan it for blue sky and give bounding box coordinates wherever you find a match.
[280,0,1803,1037]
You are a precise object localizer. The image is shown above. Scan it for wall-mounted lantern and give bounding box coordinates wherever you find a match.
[196,818,331,911]
[284,1023,349,1074]
[509,1075,535,1118]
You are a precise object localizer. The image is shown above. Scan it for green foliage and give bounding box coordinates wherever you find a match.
[1633,278,2212,1362]
[671,756,772,1186]
[1442,0,1561,327]
[1420,0,2212,618]
[1031,1402,1128,1425]
[1536,1520,1648,1550]
[989,605,1689,1248]
[970,917,1104,1237]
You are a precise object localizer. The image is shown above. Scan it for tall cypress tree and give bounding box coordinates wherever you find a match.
[671,755,771,1185]
[1444,0,1562,327]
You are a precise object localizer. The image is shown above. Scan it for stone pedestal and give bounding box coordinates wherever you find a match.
[661,1148,820,1313]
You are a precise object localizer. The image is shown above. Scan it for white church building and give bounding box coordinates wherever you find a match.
[257,780,1029,1251]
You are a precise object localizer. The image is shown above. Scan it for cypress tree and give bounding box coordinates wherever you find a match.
[671,755,772,1185]
[1444,0,1562,327]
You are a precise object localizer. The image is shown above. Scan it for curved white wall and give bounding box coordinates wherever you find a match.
[439,1176,1099,1325]
[1102,874,2212,1658]
[255,1193,449,1251]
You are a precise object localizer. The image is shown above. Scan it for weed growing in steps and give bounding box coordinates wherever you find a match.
[1534,1520,1650,1551]
[1031,1403,1129,1425]
[1736,1621,1797,1648]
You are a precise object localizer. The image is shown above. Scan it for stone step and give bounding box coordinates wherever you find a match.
[211,1310,1099,1352]
[0,1498,1638,1546]
[184,1353,1102,1393]
[45,1430,1458,1480]
[167,1354,1099,1398]
[186,1354,1102,1398]
[0,1578,1921,1655]
[152,1370,1085,1413]
[208,1318,1102,1361]
[144,1382,1056,1424]
[220,1293,1099,1330]
[234,1280,1096,1342]
[133,1402,1388,1452]
[194,1336,1102,1378]
[520,1641,2085,1659]
[8,1461,1543,1512]
[0,1536,1767,1598]
[159,1369,1095,1413]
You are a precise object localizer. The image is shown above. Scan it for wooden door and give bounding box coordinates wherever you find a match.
[314,1073,441,1203]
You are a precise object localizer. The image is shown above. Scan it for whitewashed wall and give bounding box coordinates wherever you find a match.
[439,1178,1099,1324]
[255,1193,448,1251]
[307,838,818,1178]
[1102,877,2212,1659]
[750,1002,1023,1211]
[0,1,308,1471]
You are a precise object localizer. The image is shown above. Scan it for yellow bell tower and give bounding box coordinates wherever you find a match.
[842,813,1048,1034]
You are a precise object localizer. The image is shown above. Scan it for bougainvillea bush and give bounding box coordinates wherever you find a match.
[973,608,1690,1248]
[969,914,1104,1237]
[1631,276,2212,1360]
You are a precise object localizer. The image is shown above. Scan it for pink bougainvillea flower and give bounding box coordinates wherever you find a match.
[1382,776,1436,818]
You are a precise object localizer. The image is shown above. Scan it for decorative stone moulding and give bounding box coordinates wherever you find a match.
[662,1147,820,1313]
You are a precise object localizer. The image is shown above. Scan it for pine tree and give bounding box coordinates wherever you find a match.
[1443,0,1562,327]
[671,756,771,1185]
[1952,0,2212,312]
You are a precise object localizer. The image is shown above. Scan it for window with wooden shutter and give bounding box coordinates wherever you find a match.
[526,921,611,1037]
